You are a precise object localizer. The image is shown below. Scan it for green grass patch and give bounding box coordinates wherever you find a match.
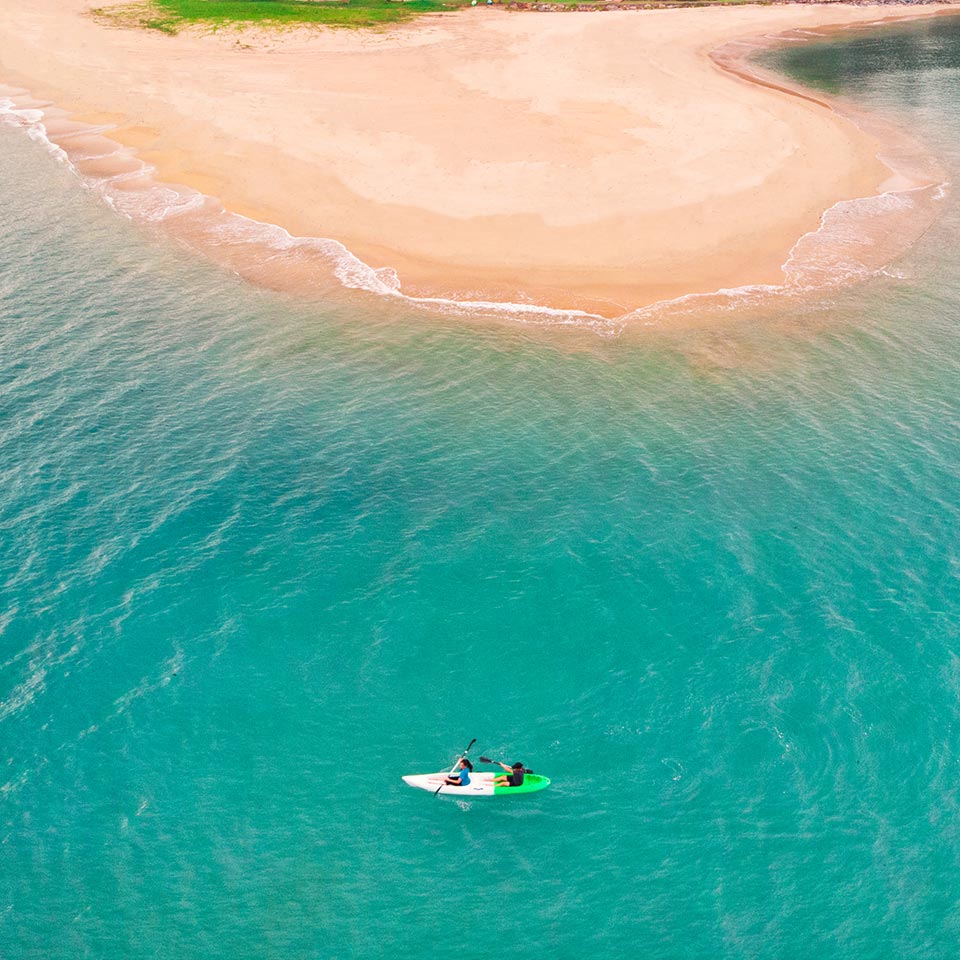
[153,0,463,30]
[92,0,770,34]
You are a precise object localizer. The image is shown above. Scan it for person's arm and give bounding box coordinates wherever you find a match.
[497,762,511,772]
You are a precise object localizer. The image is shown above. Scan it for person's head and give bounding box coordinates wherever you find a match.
[462,758,473,771]
[512,762,523,771]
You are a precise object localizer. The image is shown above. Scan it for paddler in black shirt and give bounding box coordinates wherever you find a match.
[492,761,525,788]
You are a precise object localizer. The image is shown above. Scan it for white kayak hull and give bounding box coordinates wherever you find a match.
[402,772,497,796]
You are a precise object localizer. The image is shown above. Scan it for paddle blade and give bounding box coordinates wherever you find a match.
[480,757,494,764]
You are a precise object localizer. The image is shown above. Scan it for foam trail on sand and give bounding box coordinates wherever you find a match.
[783,182,949,288]
[622,179,948,325]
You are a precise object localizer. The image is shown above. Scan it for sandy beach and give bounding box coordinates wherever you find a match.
[0,1,954,315]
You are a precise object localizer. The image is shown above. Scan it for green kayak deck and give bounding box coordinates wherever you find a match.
[493,774,550,795]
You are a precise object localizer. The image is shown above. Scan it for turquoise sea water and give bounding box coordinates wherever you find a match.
[3,16,960,958]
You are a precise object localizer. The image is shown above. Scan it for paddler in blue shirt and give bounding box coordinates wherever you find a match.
[444,757,473,787]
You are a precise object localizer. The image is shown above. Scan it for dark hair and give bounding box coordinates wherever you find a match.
[512,761,524,770]
[462,758,474,771]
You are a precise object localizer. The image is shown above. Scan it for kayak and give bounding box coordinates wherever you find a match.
[403,771,550,797]
[403,772,550,797]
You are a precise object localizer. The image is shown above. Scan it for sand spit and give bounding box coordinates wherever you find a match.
[0,1,956,320]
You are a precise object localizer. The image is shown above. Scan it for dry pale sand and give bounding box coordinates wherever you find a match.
[0,1,954,314]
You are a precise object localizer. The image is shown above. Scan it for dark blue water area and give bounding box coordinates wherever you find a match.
[2,17,960,959]
[770,12,960,97]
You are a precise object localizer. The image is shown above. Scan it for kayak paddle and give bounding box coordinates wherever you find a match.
[481,756,534,773]
[434,738,476,796]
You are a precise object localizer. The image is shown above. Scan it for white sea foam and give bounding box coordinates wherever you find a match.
[0,99,44,126]
[107,183,210,222]
[201,210,621,330]
[621,283,787,325]
[621,183,945,323]
[783,182,945,289]
[0,98,69,166]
